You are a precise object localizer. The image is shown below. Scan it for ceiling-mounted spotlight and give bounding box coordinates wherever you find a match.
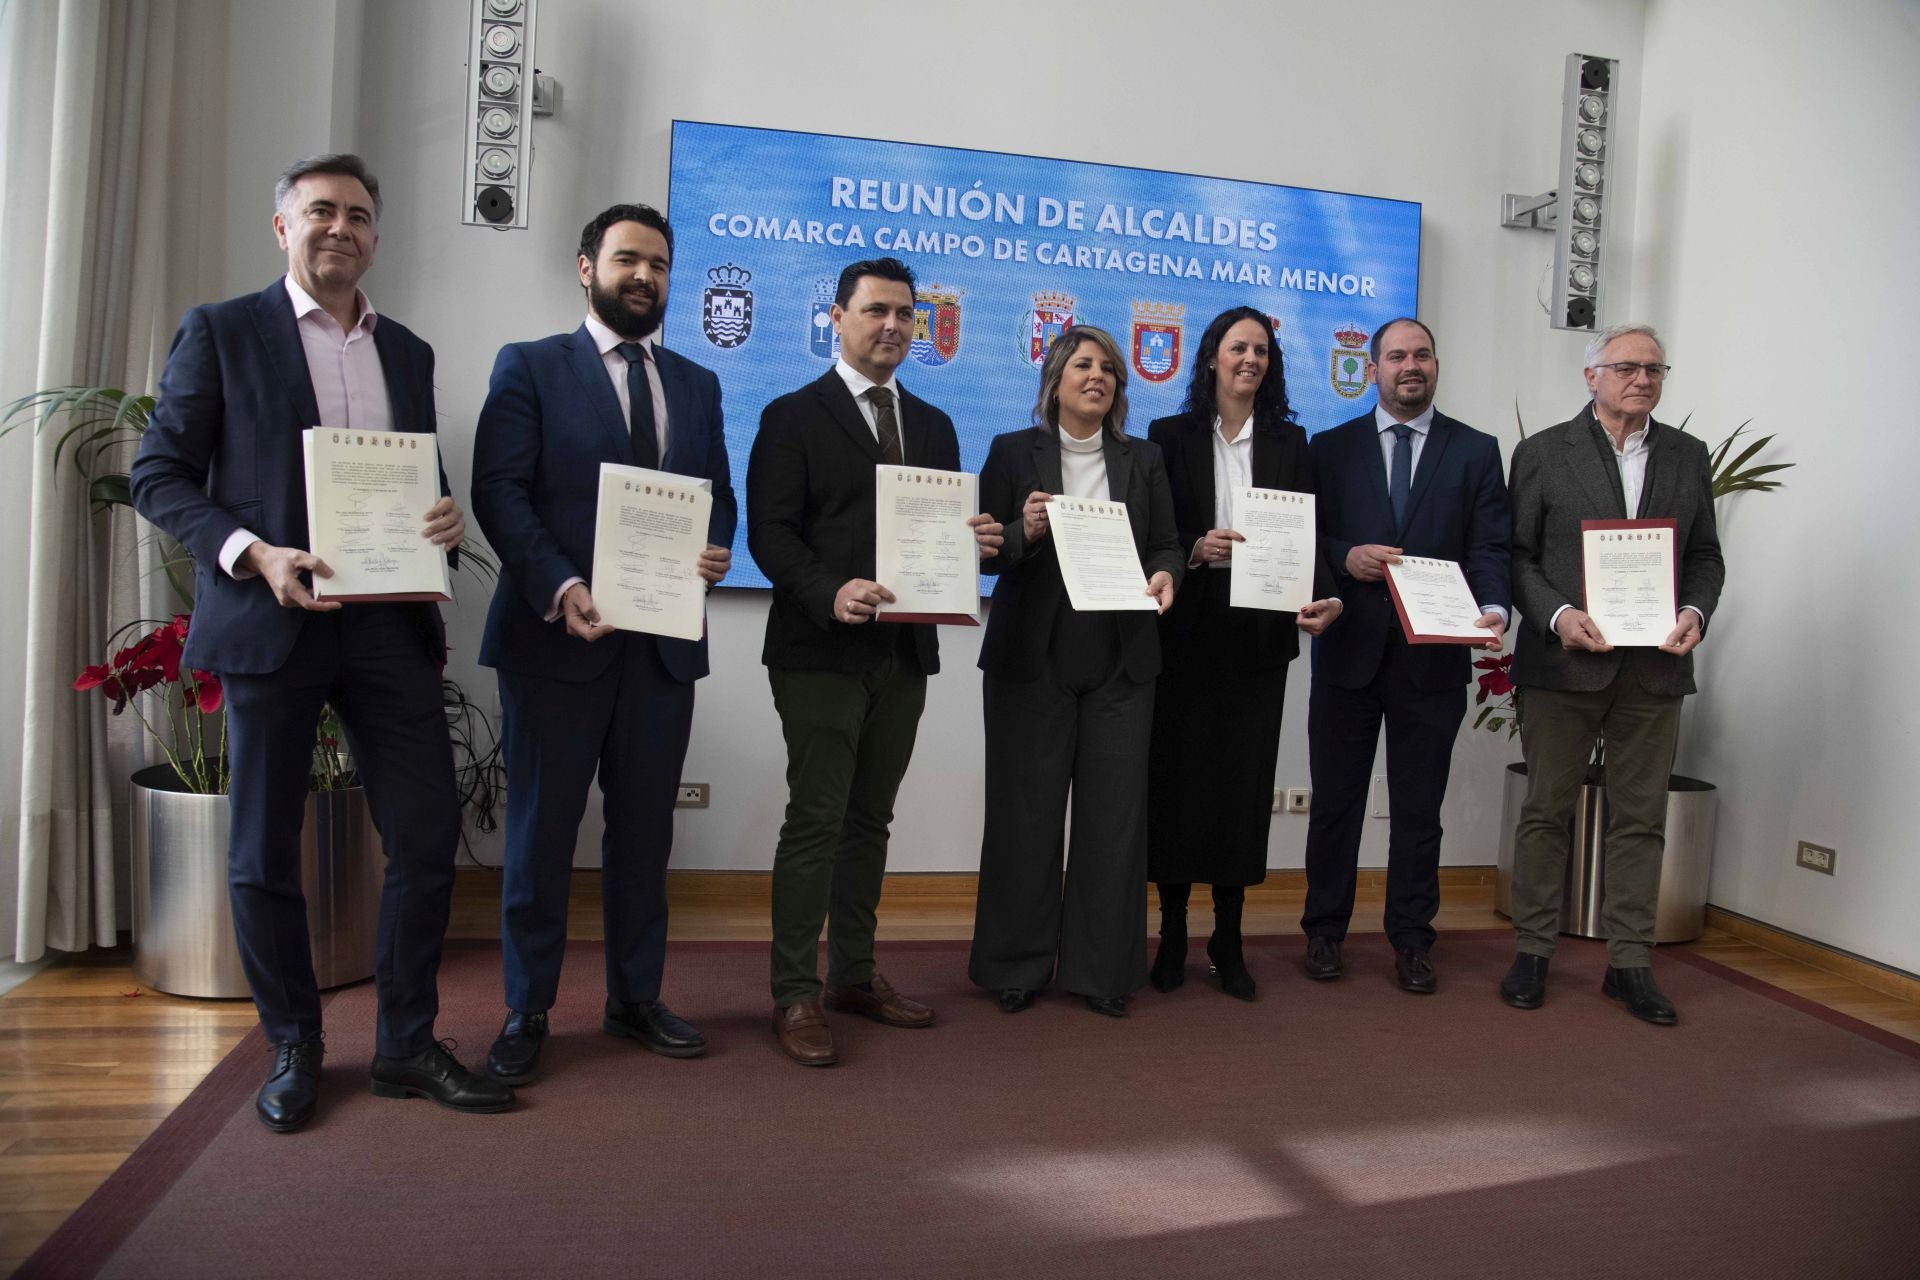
[1501,51,1622,331]
[462,0,549,228]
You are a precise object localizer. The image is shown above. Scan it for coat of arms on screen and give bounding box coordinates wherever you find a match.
[700,263,754,349]
[1330,325,1370,398]
[1026,290,1076,367]
[1129,301,1184,384]
[808,276,841,360]
[911,286,962,367]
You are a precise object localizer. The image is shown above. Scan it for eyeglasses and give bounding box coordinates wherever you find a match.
[1594,361,1671,380]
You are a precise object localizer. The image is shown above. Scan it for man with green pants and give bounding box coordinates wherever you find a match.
[746,257,1001,1066]
[1502,322,1724,1025]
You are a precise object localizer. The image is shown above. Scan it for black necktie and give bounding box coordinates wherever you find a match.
[868,385,904,465]
[1389,423,1413,528]
[617,342,659,470]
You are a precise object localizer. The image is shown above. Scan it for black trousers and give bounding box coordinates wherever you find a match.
[970,610,1151,1000]
[1300,636,1466,951]
[222,607,459,1059]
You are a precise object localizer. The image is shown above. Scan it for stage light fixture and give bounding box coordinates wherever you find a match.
[461,0,548,229]
[1501,52,1621,331]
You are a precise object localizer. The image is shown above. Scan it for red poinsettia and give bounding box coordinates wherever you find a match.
[73,614,225,792]
[1472,653,1518,738]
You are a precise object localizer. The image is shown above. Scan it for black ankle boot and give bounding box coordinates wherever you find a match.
[1208,887,1256,1001]
[1150,883,1189,992]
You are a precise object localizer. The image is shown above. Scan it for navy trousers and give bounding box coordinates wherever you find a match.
[496,635,694,1013]
[222,606,459,1059]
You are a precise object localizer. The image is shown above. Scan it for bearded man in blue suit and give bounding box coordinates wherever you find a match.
[1299,318,1512,993]
[471,204,736,1083]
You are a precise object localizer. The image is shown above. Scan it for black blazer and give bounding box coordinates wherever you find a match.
[977,426,1184,684]
[1509,404,1725,696]
[747,369,958,675]
[1148,410,1334,671]
[130,280,448,675]
[1310,408,1513,691]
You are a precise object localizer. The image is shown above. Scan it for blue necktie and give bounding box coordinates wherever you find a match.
[617,342,660,470]
[1389,423,1413,528]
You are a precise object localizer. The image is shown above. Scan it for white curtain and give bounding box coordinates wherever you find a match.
[0,0,226,961]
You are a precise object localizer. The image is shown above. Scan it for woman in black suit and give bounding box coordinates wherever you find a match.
[968,326,1185,1018]
[1146,307,1341,1000]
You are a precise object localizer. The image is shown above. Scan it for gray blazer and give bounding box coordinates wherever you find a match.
[1509,404,1725,696]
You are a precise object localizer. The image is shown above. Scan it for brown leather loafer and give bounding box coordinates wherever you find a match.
[772,999,837,1066]
[823,973,935,1028]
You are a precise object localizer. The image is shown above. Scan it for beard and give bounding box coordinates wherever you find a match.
[1379,375,1433,416]
[588,270,665,340]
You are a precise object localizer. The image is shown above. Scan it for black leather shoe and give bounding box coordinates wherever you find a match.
[1303,936,1344,981]
[1603,965,1678,1026]
[604,999,708,1058]
[1500,953,1549,1010]
[1149,931,1187,993]
[1086,995,1128,1018]
[486,1010,548,1084]
[370,1041,514,1113]
[1207,935,1257,1002]
[257,1036,323,1133]
[997,989,1036,1014]
[1395,946,1437,995]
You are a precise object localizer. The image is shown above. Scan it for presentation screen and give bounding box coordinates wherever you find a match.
[664,120,1420,590]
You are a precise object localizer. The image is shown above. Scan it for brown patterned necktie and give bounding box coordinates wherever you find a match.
[868,385,904,465]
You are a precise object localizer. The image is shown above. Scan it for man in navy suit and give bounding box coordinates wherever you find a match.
[130,154,512,1131]
[471,204,737,1083]
[1300,318,1512,992]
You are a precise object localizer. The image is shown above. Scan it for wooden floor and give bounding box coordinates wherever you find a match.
[3,868,1915,1274]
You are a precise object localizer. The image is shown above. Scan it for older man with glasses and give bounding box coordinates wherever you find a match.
[1500,323,1725,1025]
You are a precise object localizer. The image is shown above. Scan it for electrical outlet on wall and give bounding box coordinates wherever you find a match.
[1795,840,1835,875]
[1286,788,1312,814]
[676,783,710,809]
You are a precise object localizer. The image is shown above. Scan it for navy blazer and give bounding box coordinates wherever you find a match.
[129,279,448,675]
[747,369,958,676]
[1310,408,1513,692]
[977,427,1185,684]
[471,326,737,686]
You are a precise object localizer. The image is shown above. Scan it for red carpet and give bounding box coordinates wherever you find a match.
[24,935,1920,1279]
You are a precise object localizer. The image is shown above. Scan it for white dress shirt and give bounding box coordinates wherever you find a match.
[584,312,669,460]
[220,275,391,577]
[833,358,901,442]
[1057,424,1109,499]
[1201,413,1254,569]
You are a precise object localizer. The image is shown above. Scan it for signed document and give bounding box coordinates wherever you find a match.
[1228,486,1316,613]
[590,464,713,641]
[302,429,451,601]
[1581,518,1678,646]
[1048,495,1158,612]
[874,465,981,626]
[1384,556,1487,644]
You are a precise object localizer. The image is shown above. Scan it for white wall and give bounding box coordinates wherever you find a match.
[1631,0,1920,974]
[307,0,1651,882]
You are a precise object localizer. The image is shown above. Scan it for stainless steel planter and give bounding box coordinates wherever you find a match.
[128,764,386,998]
[1494,762,1718,944]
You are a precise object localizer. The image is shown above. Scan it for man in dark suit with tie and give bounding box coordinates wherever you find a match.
[1301,318,1512,993]
[1501,322,1723,1025]
[747,257,1001,1066]
[130,154,512,1131]
[471,204,737,1082]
